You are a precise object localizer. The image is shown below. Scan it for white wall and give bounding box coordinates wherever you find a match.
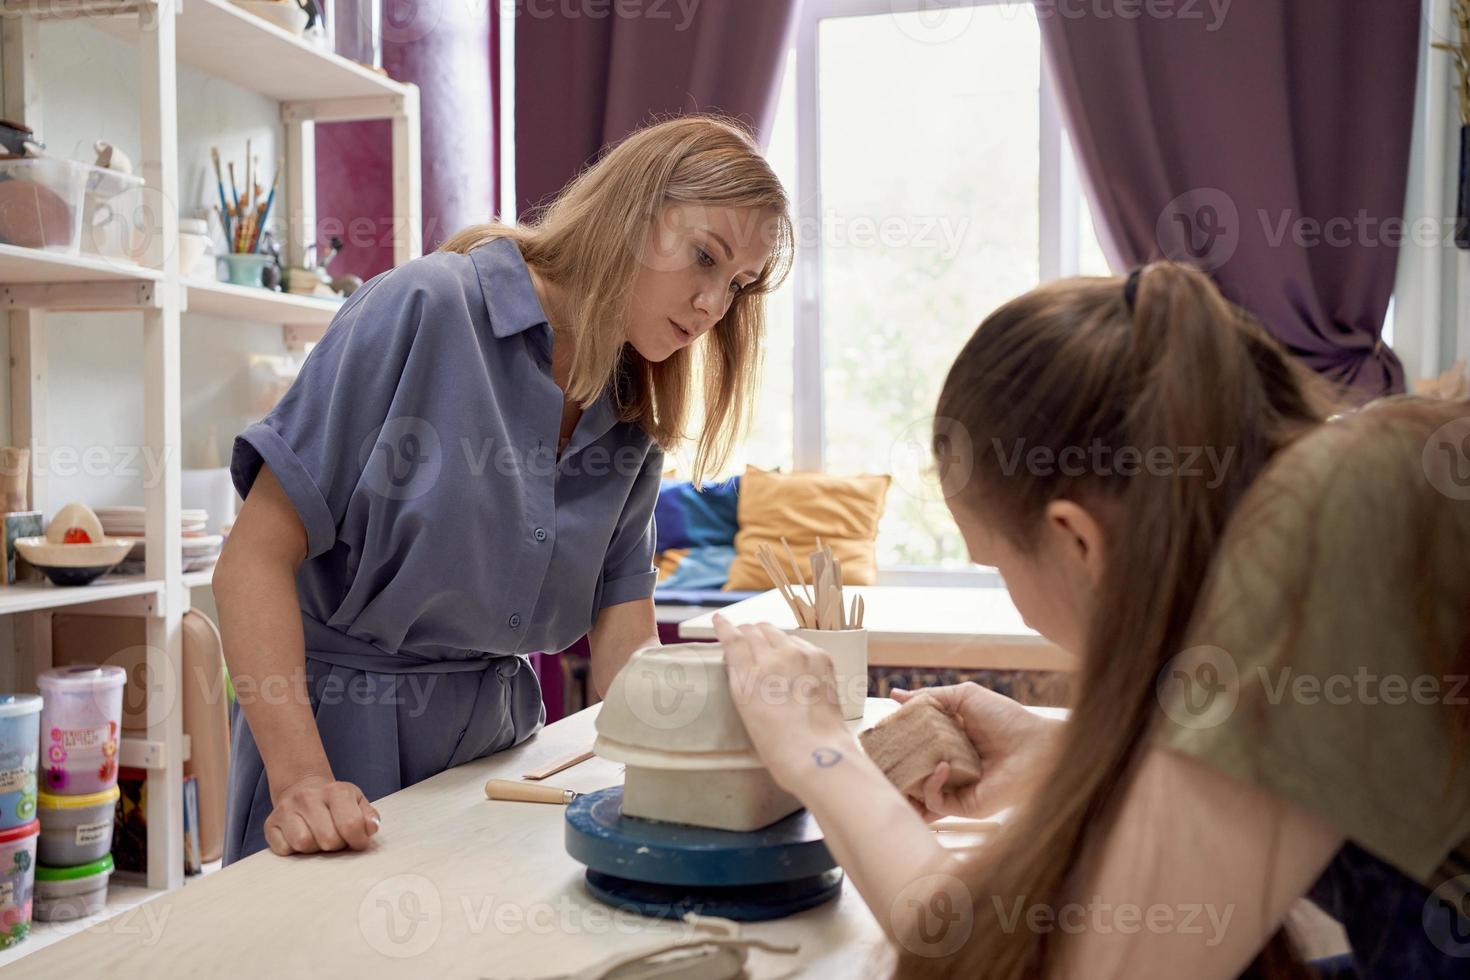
[17,20,295,510]
[0,19,313,658]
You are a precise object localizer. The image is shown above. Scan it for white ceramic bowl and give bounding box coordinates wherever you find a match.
[16,537,133,569]
[594,643,758,763]
[16,537,133,585]
[233,0,308,35]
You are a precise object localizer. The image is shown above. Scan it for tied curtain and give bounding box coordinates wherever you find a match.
[1039,0,1422,399]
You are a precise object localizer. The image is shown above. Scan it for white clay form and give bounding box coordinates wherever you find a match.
[596,643,805,832]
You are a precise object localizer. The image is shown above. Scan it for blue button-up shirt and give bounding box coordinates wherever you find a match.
[231,238,662,666]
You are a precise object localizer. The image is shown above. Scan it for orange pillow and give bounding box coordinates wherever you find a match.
[726,467,891,590]
[655,548,688,582]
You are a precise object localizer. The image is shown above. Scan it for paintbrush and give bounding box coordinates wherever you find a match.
[252,159,281,252]
[210,147,232,247]
[227,161,242,252]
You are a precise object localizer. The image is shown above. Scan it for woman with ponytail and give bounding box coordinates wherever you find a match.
[712,262,1470,977]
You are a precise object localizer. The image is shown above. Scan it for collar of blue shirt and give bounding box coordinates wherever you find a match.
[468,238,641,462]
[471,237,552,340]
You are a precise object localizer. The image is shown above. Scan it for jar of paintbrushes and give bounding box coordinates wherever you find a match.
[755,538,869,720]
[211,143,279,289]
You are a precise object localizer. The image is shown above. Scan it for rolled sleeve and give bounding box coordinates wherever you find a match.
[596,446,663,608]
[230,268,423,559]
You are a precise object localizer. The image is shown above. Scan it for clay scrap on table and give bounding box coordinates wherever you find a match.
[859,693,983,799]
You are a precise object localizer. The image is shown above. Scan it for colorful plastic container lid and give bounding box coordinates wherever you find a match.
[37,786,120,809]
[36,664,126,691]
[0,694,42,718]
[0,820,39,844]
[35,854,113,881]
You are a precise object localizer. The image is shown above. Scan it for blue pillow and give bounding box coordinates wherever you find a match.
[656,545,738,592]
[654,476,740,552]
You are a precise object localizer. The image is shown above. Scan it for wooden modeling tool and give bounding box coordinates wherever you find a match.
[521,749,594,781]
[484,779,579,805]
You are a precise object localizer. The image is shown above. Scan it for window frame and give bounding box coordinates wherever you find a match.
[789,0,1091,581]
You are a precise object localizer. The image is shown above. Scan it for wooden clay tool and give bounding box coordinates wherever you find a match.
[484,779,579,804]
[521,748,593,781]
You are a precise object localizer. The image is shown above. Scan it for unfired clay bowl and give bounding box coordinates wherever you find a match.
[594,643,756,760]
[595,643,804,832]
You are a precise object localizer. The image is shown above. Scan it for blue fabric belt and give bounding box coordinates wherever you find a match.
[300,613,522,675]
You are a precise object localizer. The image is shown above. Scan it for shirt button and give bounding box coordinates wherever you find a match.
[534,527,547,542]
[508,613,522,629]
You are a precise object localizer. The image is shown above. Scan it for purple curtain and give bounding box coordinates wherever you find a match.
[1039,1,1420,399]
[515,0,798,217]
[314,0,495,281]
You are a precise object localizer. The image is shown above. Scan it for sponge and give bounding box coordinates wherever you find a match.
[859,693,983,799]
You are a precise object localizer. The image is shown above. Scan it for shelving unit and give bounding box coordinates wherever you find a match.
[0,0,421,941]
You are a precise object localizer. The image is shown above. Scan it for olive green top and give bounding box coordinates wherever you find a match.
[1158,397,1470,895]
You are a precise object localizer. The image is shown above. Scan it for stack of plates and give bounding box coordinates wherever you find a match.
[93,507,222,574]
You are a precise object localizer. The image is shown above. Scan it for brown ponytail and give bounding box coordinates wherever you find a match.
[907,263,1337,978]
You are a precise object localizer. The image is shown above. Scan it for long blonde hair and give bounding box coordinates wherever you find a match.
[439,115,794,483]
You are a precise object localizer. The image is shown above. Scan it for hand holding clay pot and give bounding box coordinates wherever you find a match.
[891,683,1063,822]
[712,614,850,789]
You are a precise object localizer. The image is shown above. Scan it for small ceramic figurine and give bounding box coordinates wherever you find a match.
[92,141,133,175]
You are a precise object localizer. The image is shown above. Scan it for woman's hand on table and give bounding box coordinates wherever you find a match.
[264,774,381,856]
[712,614,854,791]
[892,682,1063,823]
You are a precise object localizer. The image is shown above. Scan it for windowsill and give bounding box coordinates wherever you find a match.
[875,566,1002,588]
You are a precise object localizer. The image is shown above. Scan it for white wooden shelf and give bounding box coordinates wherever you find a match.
[0,244,161,286]
[0,576,162,616]
[184,278,341,325]
[181,567,213,589]
[1,0,421,912]
[25,0,413,102]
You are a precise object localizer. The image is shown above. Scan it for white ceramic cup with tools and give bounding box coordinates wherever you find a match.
[792,627,868,720]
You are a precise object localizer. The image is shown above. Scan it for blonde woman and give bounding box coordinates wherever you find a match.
[215,116,792,863]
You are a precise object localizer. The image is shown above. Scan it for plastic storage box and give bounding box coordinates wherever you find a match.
[36,786,118,866]
[37,665,126,795]
[34,854,112,922]
[0,819,38,947]
[0,158,143,256]
[0,695,40,831]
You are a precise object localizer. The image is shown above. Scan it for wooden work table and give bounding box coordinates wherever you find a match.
[679,586,1076,672]
[22,697,1010,979]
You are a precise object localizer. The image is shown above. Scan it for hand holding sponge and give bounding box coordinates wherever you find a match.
[859,692,983,800]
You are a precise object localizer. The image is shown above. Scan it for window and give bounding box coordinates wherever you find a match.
[739,0,1111,571]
